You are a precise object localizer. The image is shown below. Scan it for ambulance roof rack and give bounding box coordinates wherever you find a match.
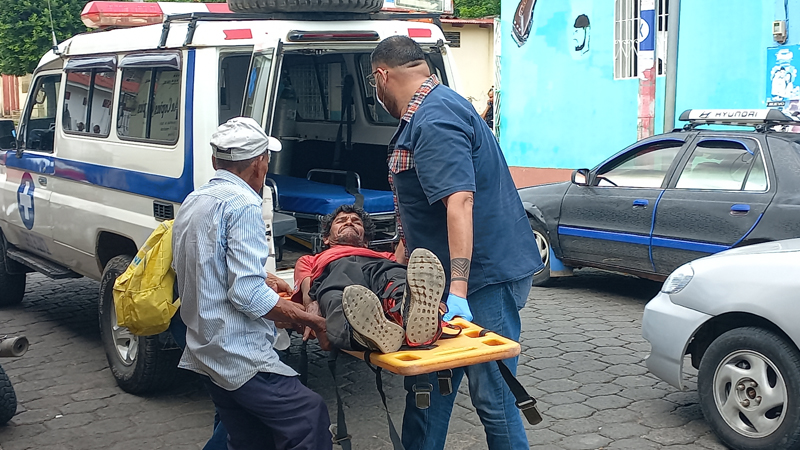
[157,11,444,48]
[679,109,796,131]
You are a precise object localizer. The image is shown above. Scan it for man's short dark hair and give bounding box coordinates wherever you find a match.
[371,36,426,68]
[321,204,375,245]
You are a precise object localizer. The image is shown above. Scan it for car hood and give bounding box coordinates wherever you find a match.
[710,238,800,258]
[517,181,570,202]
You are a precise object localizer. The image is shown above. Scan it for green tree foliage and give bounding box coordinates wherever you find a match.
[453,0,499,19]
[0,0,87,76]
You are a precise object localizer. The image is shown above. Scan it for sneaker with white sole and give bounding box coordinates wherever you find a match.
[342,285,405,353]
[403,248,446,346]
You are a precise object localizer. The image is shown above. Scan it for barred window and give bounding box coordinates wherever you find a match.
[614,0,668,79]
[444,31,461,48]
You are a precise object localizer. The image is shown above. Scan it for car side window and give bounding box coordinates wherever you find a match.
[21,74,61,153]
[675,139,764,191]
[595,141,683,188]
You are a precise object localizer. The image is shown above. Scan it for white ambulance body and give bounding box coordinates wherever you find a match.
[0,2,459,393]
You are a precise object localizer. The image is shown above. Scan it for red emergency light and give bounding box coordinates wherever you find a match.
[80,1,232,29]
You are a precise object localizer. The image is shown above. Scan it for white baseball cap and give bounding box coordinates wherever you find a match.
[210,117,282,161]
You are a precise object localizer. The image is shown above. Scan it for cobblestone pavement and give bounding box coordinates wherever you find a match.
[0,271,727,450]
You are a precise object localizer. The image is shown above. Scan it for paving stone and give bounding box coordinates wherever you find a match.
[559,433,611,450]
[598,422,651,440]
[582,394,633,410]
[545,403,597,420]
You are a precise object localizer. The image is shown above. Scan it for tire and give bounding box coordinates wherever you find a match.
[529,219,552,287]
[698,327,800,450]
[99,255,181,395]
[0,363,17,425]
[227,0,384,14]
[0,251,26,307]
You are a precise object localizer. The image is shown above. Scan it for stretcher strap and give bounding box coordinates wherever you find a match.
[477,328,543,425]
[299,340,309,386]
[364,351,406,450]
[496,359,543,425]
[327,350,353,449]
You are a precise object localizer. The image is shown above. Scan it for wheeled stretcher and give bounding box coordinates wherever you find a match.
[267,169,398,253]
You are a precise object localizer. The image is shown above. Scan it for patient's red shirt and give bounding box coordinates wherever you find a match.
[291,246,396,304]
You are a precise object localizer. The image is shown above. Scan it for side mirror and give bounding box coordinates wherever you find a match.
[571,168,590,186]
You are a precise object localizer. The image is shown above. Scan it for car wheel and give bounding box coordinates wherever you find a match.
[99,255,181,395]
[698,327,800,450]
[529,219,551,286]
[0,252,26,307]
[0,363,17,424]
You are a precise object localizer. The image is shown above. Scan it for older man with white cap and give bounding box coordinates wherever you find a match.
[172,117,333,450]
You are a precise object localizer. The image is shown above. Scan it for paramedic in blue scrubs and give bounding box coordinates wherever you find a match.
[369,36,543,450]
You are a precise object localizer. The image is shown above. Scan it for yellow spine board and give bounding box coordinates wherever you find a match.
[343,318,521,376]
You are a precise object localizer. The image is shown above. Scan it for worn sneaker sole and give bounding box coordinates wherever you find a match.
[405,248,445,345]
[342,285,404,354]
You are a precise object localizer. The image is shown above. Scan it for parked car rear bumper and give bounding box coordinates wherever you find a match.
[642,292,712,390]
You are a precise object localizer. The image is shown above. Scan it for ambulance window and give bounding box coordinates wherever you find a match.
[63,69,116,137]
[21,75,61,152]
[117,67,181,144]
[219,54,251,125]
[283,55,348,122]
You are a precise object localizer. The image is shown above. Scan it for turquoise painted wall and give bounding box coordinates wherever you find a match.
[500,0,639,169]
[500,0,781,170]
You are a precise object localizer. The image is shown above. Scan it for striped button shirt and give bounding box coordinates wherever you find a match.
[172,169,296,391]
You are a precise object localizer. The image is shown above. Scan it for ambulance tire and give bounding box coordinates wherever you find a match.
[99,255,181,395]
[227,0,384,14]
[0,251,25,306]
[0,363,17,425]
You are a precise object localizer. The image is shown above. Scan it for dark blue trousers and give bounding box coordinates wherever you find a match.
[204,372,333,450]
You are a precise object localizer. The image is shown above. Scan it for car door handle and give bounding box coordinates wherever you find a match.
[730,204,750,215]
[37,176,47,186]
[633,199,649,208]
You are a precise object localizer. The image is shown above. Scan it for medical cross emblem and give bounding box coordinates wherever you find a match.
[17,173,35,230]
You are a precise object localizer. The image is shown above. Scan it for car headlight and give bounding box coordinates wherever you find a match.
[661,264,694,294]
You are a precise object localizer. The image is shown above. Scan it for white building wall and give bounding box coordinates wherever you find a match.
[443,22,495,113]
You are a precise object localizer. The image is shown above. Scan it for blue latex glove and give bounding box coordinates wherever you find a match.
[442,293,473,322]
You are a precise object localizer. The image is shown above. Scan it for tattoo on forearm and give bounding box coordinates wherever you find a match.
[451,258,471,283]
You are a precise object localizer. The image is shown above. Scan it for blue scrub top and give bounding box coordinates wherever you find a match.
[390,84,543,294]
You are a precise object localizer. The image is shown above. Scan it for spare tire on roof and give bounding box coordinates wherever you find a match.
[227,0,384,14]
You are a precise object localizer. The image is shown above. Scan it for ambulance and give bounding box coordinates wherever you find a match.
[0,1,459,393]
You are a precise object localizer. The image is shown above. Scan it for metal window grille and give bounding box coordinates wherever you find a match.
[444,31,461,48]
[614,0,668,79]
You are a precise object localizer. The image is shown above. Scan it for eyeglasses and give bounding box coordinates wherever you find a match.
[366,69,382,88]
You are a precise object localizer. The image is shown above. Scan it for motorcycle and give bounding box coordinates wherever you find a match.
[0,335,28,425]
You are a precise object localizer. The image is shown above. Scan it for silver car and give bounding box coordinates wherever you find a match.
[642,239,800,450]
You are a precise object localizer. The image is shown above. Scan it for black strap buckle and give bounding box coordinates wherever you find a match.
[437,370,453,396]
[515,398,543,425]
[413,381,433,409]
[332,433,353,445]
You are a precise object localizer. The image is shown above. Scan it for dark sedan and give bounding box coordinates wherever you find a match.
[519,109,800,285]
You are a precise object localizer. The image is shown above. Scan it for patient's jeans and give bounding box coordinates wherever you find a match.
[401,275,532,450]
